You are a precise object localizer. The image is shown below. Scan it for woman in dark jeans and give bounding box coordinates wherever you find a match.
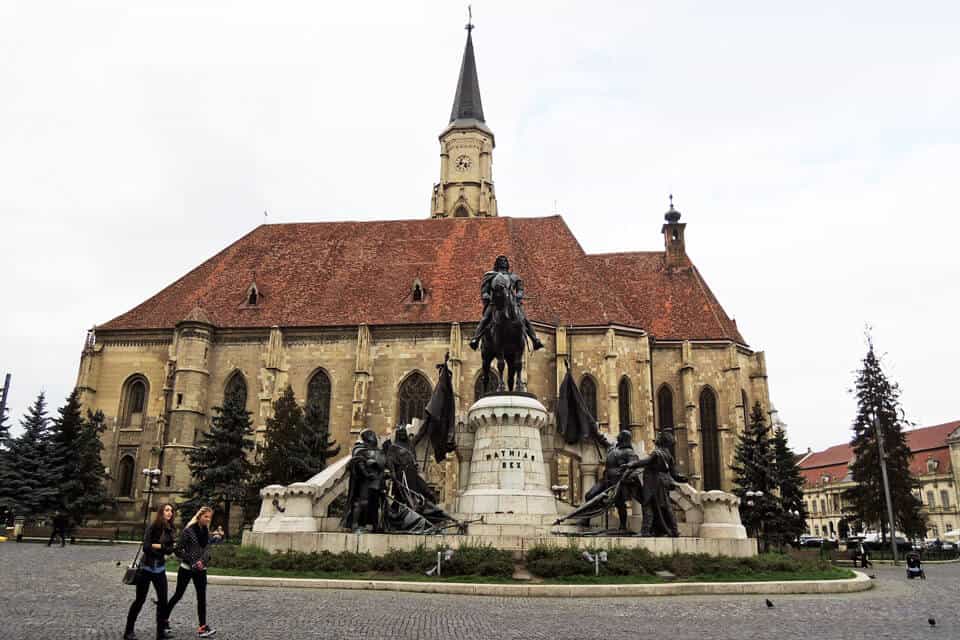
[125,503,175,640]
[165,505,223,638]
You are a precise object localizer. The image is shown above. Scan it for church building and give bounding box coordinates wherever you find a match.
[75,24,776,523]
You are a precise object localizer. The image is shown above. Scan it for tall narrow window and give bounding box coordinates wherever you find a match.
[657,385,675,457]
[398,372,431,425]
[941,490,951,508]
[117,455,135,498]
[306,369,332,433]
[740,389,749,430]
[618,377,631,430]
[225,372,248,409]
[474,369,500,401]
[699,387,721,491]
[120,376,149,428]
[579,376,598,422]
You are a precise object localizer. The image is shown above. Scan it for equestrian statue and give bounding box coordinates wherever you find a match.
[469,255,543,393]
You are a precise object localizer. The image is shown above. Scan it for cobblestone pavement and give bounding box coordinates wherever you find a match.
[2,543,958,640]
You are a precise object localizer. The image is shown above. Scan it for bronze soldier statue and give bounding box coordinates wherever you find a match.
[583,430,643,531]
[469,255,543,351]
[341,429,387,533]
[629,429,687,537]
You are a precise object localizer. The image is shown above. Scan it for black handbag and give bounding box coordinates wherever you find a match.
[122,546,143,585]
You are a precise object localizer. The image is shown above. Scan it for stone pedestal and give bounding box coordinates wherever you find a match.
[457,393,557,517]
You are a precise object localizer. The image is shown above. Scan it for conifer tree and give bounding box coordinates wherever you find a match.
[298,399,340,480]
[731,402,779,550]
[258,386,306,487]
[0,403,9,448]
[770,424,808,547]
[68,409,110,522]
[0,393,58,520]
[181,389,255,537]
[0,405,10,523]
[48,389,85,518]
[842,334,926,541]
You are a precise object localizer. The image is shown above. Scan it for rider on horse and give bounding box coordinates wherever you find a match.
[469,255,544,351]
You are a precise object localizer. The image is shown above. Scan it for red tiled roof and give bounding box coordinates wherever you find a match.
[800,462,850,488]
[99,216,744,341]
[799,420,960,488]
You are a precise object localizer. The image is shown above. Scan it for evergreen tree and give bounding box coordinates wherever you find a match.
[180,389,255,537]
[0,403,9,448]
[731,402,779,550]
[842,334,926,542]
[0,394,58,520]
[258,386,306,487]
[0,405,10,523]
[48,389,85,517]
[68,409,110,523]
[770,424,808,547]
[298,399,340,480]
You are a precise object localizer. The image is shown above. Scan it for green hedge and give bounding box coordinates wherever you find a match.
[525,543,834,579]
[208,543,514,577]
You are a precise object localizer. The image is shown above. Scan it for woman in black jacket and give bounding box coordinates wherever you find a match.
[125,503,175,640]
[165,506,223,638]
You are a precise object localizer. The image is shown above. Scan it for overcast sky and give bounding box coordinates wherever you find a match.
[2,1,958,453]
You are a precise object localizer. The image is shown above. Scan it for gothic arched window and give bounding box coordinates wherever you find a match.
[474,369,500,401]
[307,369,332,433]
[117,455,135,498]
[741,389,749,431]
[398,372,431,425]
[699,387,721,491]
[618,377,631,429]
[454,206,469,218]
[120,375,148,427]
[657,384,675,456]
[225,372,248,409]
[579,376,598,421]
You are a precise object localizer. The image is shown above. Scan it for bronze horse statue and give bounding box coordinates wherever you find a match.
[479,271,526,393]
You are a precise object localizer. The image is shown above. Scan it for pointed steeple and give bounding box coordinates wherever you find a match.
[431,13,497,219]
[450,23,485,124]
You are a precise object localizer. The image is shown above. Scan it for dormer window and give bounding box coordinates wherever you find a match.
[822,474,831,484]
[409,279,426,303]
[927,458,939,473]
[242,281,261,308]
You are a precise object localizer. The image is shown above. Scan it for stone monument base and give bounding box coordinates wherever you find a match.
[242,529,758,558]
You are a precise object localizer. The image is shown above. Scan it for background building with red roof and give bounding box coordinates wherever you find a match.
[799,420,960,540]
[75,26,778,525]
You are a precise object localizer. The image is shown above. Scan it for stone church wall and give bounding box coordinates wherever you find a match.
[78,323,770,524]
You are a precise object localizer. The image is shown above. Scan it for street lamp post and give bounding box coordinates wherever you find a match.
[745,490,765,551]
[870,409,899,564]
[140,468,162,533]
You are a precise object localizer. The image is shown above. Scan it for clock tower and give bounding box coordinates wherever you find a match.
[431,20,498,218]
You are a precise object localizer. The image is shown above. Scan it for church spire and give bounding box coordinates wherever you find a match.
[431,11,498,219]
[450,13,484,124]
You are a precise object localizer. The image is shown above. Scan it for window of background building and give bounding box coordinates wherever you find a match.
[580,376,598,423]
[940,490,950,508]
[927,490,936,507]
[397,372,431,425]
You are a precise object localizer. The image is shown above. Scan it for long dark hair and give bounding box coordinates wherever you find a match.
[151,503,175,531]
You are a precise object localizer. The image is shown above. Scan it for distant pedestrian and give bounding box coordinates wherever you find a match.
[125,503,175,640]
[165,506,223,638]
[858,541,872,568]
[47,512,69,547]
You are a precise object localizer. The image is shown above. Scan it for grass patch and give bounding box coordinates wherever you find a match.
[162,543,855,585]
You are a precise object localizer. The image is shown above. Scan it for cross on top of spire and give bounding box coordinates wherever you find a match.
[449,7,485,124]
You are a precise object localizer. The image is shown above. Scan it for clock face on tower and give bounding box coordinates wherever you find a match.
[455,155,472,172]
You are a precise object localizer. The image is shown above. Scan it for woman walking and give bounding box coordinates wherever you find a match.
[165,506,222,638]
[125,503,175,640]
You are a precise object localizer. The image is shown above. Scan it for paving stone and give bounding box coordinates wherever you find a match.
[1,543,958,639]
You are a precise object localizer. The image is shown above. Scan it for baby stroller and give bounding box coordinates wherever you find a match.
[905,552,926,580]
